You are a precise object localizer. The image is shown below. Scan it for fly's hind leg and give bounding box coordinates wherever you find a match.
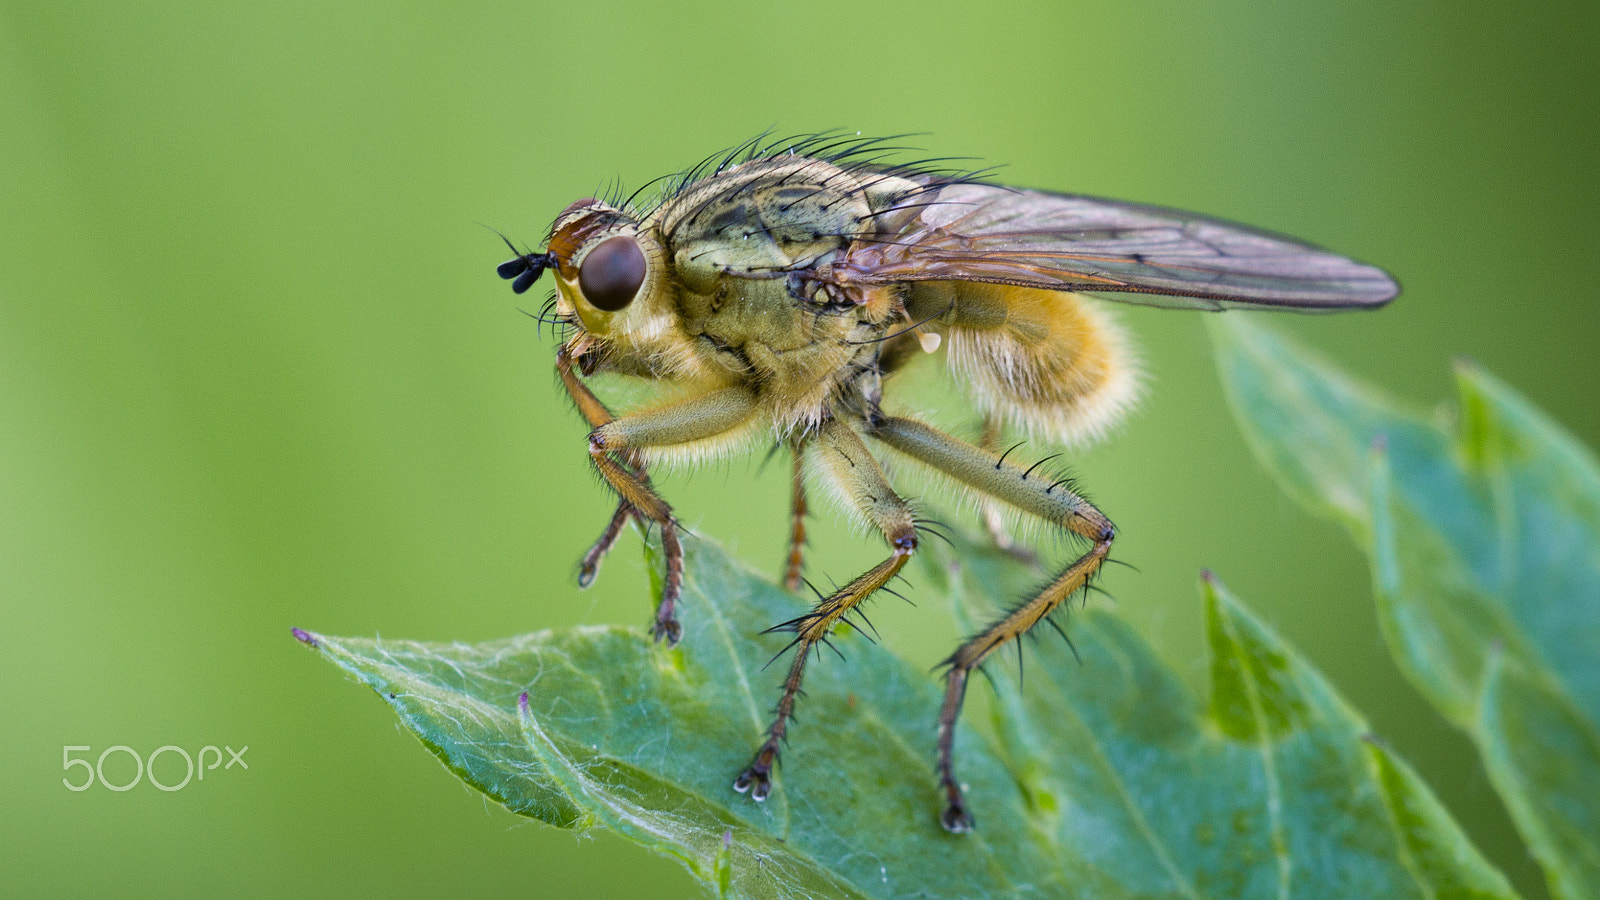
[735,419,916,801]
[557,346,759,643]
[868,415,1114,833]
[782,438,809,592]
[977,414,1040,566]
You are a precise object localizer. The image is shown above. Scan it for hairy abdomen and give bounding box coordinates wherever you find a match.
[917,282,1141,447]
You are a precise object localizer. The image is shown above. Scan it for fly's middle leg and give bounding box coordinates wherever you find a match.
[735,420,915,801]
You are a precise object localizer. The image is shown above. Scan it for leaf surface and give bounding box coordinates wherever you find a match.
[299,519,1515,898]
[1213,317,1600,900]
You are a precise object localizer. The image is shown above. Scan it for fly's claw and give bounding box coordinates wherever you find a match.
[576,563,600,589]
[733,743,778,801]
[940,799,975,834]
[650,612,682,646]
[939,768,975,832]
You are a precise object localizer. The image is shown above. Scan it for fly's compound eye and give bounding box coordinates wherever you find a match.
[578,236,646,311]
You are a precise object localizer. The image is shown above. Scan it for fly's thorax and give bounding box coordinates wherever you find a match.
[655,157,920,294]
[687,269,901,358]
[664,272,891,431]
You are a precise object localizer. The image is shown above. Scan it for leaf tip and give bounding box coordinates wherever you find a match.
[1198,568,1236,610]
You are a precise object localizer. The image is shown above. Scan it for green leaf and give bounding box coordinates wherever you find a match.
[1213,317,1600,900]
[298,523,1516,898]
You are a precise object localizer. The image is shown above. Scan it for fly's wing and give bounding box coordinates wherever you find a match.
[842,182,1398,310]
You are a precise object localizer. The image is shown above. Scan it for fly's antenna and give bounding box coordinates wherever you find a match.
[493,231,557,295]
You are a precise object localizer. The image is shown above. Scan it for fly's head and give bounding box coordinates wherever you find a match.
[498,198,675,349]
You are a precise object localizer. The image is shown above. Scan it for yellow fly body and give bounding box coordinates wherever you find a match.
[495,134,1397,832]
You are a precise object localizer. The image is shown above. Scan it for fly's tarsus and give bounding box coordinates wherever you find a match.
[578,500,632,588]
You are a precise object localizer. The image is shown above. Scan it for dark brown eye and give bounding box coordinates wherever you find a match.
[578,236,646,311]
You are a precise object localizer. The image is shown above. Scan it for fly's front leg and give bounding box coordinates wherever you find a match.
[782,438,809,592]
[556,343,615,428]
[577,501,632,588]
[735,419,916,801]
[869,415,1115,833]
[559,349,759,644]
[586,388,759,643]
[557,346,651,588]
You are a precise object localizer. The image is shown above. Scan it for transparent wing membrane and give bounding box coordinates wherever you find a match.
[845,182,1398,310]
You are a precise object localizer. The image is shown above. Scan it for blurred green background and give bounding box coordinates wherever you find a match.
[3,1,1595,896]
